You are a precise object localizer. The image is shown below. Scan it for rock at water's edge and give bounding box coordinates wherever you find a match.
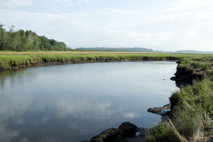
[83,122,139,142]
[147,104,171,116]
[118,122,138,137]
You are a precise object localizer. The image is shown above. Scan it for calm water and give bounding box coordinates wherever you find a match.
[0,62,178,142]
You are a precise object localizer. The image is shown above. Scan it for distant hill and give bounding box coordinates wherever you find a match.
[0,24,69,51]
[176,50,213,54]
[76,47,154,52]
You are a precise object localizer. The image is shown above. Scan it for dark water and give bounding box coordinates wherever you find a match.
[0,62,178,142]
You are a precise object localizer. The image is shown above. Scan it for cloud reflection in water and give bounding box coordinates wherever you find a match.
[0,62,178,142]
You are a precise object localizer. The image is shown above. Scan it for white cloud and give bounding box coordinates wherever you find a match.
[0,0,92,9]
[0,0,33,8]
[123,112,141,119]
[171,0,213,10]
[0,0,213,51]
[39,0,92,8]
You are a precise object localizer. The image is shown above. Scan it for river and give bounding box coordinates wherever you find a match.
[0,61,178,142]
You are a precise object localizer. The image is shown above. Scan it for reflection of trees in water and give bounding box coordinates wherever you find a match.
[0,69,28,89]
[0,68,43,93]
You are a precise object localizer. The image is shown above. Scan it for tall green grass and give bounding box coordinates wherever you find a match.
[0,52,191,71]
[146,55,213,142]
[146,79,213,142]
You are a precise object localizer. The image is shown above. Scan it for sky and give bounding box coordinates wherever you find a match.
[0,0,213,51]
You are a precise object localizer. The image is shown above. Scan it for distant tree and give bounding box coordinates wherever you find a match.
[0,24,68,51]
[0,25,4,50]
[9,25,15,32]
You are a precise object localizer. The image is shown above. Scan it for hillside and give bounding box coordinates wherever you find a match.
[76,47,154,52]
[176,50,213,54]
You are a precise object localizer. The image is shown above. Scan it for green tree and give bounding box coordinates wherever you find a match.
[0,24,69,51]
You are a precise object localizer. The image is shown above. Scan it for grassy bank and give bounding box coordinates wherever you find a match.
[146,57,213,142]
[0,51,198,71]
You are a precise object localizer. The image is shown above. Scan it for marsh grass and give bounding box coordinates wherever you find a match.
[147,79,213,142]
[0,51,186,71]
[1,51,213,71]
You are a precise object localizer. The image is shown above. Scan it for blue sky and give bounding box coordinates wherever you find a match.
[0,0,213,51]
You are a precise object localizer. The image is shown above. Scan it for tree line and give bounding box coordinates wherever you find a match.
[0,24,69,51]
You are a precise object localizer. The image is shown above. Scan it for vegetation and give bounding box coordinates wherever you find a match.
[146,57,213,142]
[1,51,210,71]
[0,24,68,51]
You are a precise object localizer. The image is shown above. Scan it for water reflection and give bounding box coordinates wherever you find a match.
[0,62,178,142]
